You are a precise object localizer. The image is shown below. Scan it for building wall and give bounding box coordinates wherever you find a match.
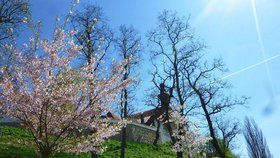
[112,121,171,144]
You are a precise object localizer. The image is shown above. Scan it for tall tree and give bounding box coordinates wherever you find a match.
[70,4,113,71]
[148,10,204,158]
[148,10,247,158]
[115,25,141,158]
[244,117,272,158]
[183,57,247,157]
[70,5,114,158]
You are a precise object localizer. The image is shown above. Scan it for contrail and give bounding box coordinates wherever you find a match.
[251,0,276,95]
[221,54,280,80]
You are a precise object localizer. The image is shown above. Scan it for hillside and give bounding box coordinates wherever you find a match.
[0,126,176,158]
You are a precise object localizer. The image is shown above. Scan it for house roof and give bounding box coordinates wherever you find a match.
[130,106,172,119]
[105,106,172,126]
[130,107,164,118]
[106,111,121,120]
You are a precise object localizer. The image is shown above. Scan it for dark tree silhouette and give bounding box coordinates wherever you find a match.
[0,0,30,72]
[148,10,200,158]
[70,4,113,71]
[183,56,247,158]
[147,10,203,158]
[244,117,272,158]
[148,10,247,158]
[0,0,30,42]
[216,118,240,153]
[115,25,141,158]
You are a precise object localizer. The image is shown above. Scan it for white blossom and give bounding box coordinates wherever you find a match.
[22,17,28,23]
[171,110,210,157]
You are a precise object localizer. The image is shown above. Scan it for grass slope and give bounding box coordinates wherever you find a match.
[0,126,176,158]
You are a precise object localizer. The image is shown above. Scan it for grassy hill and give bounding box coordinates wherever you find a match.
[0,126,176,158]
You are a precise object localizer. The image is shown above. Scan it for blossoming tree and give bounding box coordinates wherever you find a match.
[171,109,209,158]
[0,29,128,158]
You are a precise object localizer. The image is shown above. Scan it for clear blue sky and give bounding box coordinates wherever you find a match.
[29,0,280,157]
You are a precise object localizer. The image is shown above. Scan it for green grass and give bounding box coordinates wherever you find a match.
[101,140,175,158]
[0,126,36,158]
[0,126,176,158]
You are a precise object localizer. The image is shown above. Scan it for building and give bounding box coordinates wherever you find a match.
[106,105,172,144]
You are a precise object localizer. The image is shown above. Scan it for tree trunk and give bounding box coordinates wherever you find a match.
[176,151,183,158]
[153,119,161,146]
[39,149,51,158]
[91,151,98,158]
[120,80,128,158]
[120,126,127,158]
[202,104,225,158]
[191,86,225,158]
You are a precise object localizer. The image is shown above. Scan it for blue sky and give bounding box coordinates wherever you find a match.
[29,0,280,157]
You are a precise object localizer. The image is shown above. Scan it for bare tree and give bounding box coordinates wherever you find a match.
[115,25,141,158]
[183,57,248,157]
[70,4,113,158]
[148,10,247,158]
[0,0,30,43]
[70,4,113,70]
[244,117,272,158]
[216,118,240,153]
[147,10,204,158]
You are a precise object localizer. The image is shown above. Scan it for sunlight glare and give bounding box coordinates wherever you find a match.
[194,0,246,25]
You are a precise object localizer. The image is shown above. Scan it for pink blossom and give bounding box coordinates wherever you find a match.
[0,29,129,156]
